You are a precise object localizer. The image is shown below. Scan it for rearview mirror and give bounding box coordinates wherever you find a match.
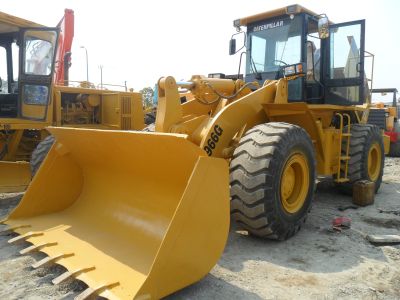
[318,16,329,39]
[229,38,236,55]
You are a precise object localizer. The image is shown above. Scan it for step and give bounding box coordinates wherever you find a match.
[335,178,349,183]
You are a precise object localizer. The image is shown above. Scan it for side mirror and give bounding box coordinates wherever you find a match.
[318,16,329,39]
[229,38,236,55]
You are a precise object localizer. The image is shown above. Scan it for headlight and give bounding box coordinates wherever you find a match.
[283,63,306,77]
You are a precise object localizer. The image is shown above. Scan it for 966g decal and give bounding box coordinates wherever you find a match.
[204,125,223,156]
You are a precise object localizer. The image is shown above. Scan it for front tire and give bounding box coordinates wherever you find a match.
[230,122,316,240]
[30,135,55,177]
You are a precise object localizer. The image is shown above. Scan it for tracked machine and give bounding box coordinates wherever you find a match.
[2,4,387,299]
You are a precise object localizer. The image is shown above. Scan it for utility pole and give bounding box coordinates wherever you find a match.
[99,65,103,89]
[80,46,89,83]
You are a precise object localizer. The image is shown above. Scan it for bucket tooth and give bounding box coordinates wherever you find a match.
[8,232,43,244]
[32,253,74,269]
[52,266,95,285]
[20,242,58,255]
[75,282,120,300]
[75,287,95,300]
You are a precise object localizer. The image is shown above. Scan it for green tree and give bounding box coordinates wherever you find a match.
[140,86,154,108]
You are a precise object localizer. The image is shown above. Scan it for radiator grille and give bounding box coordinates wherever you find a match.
[121,96,132,114]
[368,109,386,130]
[121,117,131,129]
[121,96,132,130]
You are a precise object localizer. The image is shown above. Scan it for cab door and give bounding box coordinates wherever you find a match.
[324,20,365,105]
[18,28,58,120]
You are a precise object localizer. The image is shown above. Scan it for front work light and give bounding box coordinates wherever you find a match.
[283,63,306,77]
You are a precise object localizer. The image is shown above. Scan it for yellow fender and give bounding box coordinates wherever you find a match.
[4,127,229,299]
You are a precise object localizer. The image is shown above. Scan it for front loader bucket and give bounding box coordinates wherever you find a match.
[0,161,31,193]
[3,127,229,299]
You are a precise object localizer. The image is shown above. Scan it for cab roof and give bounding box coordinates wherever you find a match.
[371,88,398,93]
[236,4,323,27]
[0,10,43,34]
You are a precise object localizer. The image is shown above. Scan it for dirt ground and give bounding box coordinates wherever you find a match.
[0,158,399,300]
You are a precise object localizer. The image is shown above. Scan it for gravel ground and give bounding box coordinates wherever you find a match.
[0,157,399,299]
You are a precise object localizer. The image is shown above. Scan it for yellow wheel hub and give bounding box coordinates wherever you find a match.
[368,142,382,181]
[280,153,310,214]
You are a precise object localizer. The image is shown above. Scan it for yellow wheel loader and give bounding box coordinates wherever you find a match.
[368,88,400,156]
[0,10,145,192]
[2,5,387,299]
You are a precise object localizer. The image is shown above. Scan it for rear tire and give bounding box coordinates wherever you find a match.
[336,124,384,194]
[30,135,55,177]
[144,111,156,125]
[230,122,316,240]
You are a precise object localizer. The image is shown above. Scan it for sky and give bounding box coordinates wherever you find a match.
[2,0,399,95]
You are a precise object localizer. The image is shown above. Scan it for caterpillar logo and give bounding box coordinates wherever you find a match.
[253,20,284,32]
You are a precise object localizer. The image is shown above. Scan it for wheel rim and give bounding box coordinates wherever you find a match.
[368,142,382,181]
[280,152,310,214]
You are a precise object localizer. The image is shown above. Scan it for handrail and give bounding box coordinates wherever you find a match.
[59,80,128,91]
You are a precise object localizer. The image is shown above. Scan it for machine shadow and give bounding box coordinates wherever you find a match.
[165,273,263,300]
[218,178,400,274]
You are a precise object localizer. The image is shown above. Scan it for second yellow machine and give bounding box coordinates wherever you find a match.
[3,5,386,299]
[0,10,145,192]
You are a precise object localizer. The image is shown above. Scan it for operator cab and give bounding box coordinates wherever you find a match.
[0,11,58,120]
[230,4,366,106]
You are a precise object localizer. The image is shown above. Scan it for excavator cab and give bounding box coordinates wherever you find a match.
[230,4,366,105]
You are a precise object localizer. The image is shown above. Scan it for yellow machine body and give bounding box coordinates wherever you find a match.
[0,86,145,193]
[3,74,377,299]
[153,75,372,178]
[1,85,145,162]
[0,10,146,192]
[4,127,229,299]
[368,88,399,155]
